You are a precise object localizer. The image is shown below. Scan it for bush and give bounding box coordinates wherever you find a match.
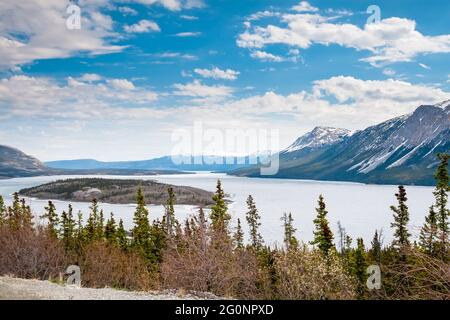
[79,241,159,291]
[0,226,66,280]
[275,248,356,300]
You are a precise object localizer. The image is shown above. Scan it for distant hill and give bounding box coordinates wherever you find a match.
[232,100,450,186]
[0,145,47,178]
[46,155,253,172]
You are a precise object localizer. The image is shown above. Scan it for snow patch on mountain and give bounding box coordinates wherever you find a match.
[282,126,350,153]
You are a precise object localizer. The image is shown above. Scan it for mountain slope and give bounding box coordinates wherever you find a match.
[232,101,450,185]
[0,145,47,178]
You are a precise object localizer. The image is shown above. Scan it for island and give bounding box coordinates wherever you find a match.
[19,178,214,206]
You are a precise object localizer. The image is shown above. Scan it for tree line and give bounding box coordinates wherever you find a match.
[0,154,448,299]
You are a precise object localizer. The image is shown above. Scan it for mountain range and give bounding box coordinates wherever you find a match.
[1,100,448,185]
[232,100,450,185]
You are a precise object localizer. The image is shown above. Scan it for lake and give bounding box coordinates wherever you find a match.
[0,172,435,247]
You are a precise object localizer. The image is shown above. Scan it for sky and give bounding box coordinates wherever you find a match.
[0,0,449,161]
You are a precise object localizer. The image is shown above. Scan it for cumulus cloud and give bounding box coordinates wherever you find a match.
[173,80,234,98]
[107,79,136,90]
[194,67,240,80]
[0,0,125,69]
[292,1,318,12]
[124,20,161,33]
[250,51,285,62]
[127,0,204,11]
[237,8,450,66]
[0,75,159,120]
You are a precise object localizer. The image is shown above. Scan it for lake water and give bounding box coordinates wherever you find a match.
[0,172,436,247]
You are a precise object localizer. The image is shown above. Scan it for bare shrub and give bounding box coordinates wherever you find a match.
[161,230,264,299]
[381,247,450,300]
[275,248,356,300]
[79,241,159,291]
[0,226,66,280]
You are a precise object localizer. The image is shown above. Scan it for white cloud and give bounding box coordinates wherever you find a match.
[238,10,450,66]
[174,32,202,37]
[117,6,138,16]
[173,80,233,98]
[107,79,136,90]
[0,75,159,120]
[247,11,281,21]
[124,20,161,33]
[79,73,102,82]
[128,0,204,11]
[382,69,396,76]
[0,0,125,69]
[155,52,197,60]
[250,51,285,62]
[180,15,198,20]
[419,63,431,70]
[194,67,240,80]
[292,1,318,13]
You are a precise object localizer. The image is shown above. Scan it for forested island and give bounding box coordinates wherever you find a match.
[19,178,214,206]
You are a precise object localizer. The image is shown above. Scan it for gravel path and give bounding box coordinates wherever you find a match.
[0,276,220,300]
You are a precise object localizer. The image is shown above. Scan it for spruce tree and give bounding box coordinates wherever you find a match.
[117,219,128,250]
[245,195,263,250]
[9,192,22,229]
[370,229,382,264]
[352,238,368,298]
[310,194,334,256]
[75,211,84,243]
[390,186,410,248]
[0,195,5,226]
[210,180,231,234]
[85,199,100,241]
[419,205,438,257]
[164,187,178,237]
[41,200,59,238]
[281,212,298,250]
[105,213,117,244]
[22,199,34,229]
[131,188,152,259]
[149,219,167,264]
[234,218,244,249]
[433,153,449,260]
[60,204,76,251]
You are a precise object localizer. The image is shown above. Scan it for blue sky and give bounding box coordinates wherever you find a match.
[0,0,449,161]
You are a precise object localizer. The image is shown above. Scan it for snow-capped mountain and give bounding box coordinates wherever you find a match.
[233,100,450,185]
[282,126,350,154]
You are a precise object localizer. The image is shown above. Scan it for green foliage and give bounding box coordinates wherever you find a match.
[419,205,439,257]
[131,188,153,261]
[105,213,117,245]
[60,204,76,251]
[281,212,298,251]
[245,195,263,250]
[41,200,59,238]
[116,219,128,250]
[369,229,382,264]
[163,186,178,238]
[234,218,244,249]
[390,186,410,248]
[210,180,231,234]
[351,238,368,299]
[434,153,449,260]
[0,195,5,226]
[311,194,334,256]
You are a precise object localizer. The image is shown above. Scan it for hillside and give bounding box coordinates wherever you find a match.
[19,178,214,206]
[0,145,47,179]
